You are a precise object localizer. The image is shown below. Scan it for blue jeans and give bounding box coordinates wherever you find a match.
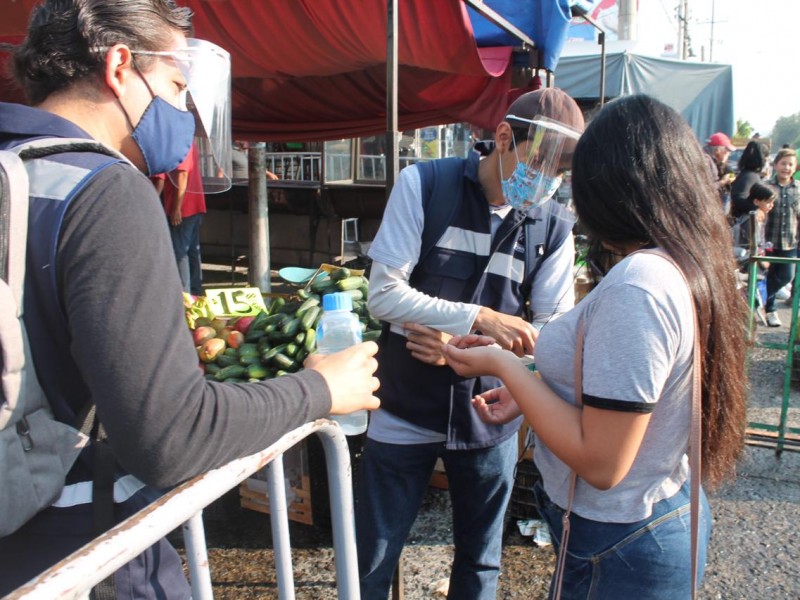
[533,480,711,600]
[169,213,203,296]
[355,436,517,600]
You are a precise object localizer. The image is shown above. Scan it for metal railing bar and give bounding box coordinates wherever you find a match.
[318,427,359,599]
[266,455,296,600]
[183,511,213,600]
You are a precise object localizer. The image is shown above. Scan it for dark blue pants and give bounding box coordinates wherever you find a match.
[169,213,203,296]
[765,247,797,312]
[355,435,517,600]
[0,491,190,599]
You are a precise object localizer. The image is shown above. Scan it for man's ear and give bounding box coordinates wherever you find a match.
[104,44,135,99]
[495,121,513,154]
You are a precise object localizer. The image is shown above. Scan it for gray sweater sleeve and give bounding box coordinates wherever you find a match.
[57,164,331,488]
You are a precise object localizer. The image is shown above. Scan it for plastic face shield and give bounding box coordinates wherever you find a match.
[142,39,233,194]
[505,115,582,212]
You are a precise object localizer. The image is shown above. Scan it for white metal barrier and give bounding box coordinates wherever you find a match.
[269,151,425,183]
[266,152,322,182]
[5,419,359,600]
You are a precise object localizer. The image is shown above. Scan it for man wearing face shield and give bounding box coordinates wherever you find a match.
[0,1,379,596]
[356,88,583,599]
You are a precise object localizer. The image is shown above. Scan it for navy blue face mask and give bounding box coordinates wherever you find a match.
[126,71,196,176]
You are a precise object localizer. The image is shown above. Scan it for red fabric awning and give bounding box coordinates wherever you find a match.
[185,0,514,141]
[1,0,518,142]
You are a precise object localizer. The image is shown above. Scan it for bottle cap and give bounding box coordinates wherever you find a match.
[322,292,353,312]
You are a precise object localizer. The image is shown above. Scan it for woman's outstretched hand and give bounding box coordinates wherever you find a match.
[441,335,510,378]
[471,386,522,425]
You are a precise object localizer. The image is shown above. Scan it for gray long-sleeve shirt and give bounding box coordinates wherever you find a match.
[57,163,331,488]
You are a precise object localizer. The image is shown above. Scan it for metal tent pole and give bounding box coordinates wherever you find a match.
[386,0,399,198]
[248,142,270,292]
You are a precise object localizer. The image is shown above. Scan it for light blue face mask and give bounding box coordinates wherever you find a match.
[500,136,562,211]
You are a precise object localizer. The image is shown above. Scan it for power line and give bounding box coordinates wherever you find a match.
[657,0,679,33]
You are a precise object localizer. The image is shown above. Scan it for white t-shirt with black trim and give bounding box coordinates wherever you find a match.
[533,251,695,522]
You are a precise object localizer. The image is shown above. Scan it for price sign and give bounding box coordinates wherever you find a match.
[205,287,267,317]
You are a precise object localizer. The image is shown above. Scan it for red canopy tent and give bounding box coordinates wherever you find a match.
[0,0,527,142]
[185,0,515,141]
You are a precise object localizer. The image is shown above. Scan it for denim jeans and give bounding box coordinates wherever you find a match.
[169,213,203,295]
[533,480,711,600]
[355,435,517,600]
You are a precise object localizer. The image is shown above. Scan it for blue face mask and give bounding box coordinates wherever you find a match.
[123,70,195,176]
[500,137,562,211]
[130,95,196,176]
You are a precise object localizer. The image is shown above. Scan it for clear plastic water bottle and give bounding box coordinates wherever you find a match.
[316,292,367,435]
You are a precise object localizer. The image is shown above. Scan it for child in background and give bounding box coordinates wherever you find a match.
[763,149,800,326]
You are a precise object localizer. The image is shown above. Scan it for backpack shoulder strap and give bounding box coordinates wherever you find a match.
[11,137,127,164]
[0,150,30,308]
[416,157,466,265]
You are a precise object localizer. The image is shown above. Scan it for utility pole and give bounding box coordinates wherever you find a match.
[696,0,725,62]
[709,0,715,62]
[618,0,637,41]
[681,0,689,59]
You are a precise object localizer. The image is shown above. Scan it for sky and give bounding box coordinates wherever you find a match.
[634,0,796,136]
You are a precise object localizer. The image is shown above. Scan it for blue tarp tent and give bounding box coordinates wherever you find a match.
[468,0,573,72]
[554,42,735,141]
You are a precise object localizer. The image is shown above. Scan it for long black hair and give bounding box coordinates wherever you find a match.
[571,94,748,488]
[738,140,768,173]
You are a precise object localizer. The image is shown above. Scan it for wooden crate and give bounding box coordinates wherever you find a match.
[239,441,314,525]
[239,475,313,526]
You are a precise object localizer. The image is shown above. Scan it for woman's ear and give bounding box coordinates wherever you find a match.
[103,44,135,99]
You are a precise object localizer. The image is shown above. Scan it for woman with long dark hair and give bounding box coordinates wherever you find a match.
[731,140,770,217]
[441,95,749,599]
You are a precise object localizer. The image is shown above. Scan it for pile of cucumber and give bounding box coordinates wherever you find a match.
[203,267,382,383]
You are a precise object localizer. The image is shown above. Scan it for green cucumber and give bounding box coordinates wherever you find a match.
[215,364,247,381]
[272,352,298,371]
[239,353,261,366]
[340,288,363,302]
[299,305,321,330]
[281,317,301,337]
[337,276,364,291]
[249,310,270,332]
[216,354,239,368]
[303,328,316,352]
[310,277,337,294]
[238,343,260,357]
[268,296,285,315]
[330,267,351,281]
[295,297,320,318]
[261,343,289,362]
[246,364,270,380]
[204,363,221,375]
